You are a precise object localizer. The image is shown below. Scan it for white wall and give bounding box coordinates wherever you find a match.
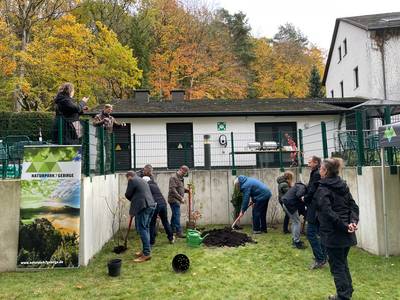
[325,21,374,98]
[325,21,400,100]
[115,115,339,169]
[80,174,121,266]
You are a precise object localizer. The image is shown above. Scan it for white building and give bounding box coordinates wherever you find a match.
[92,90,364,171]
[323,12,400,101]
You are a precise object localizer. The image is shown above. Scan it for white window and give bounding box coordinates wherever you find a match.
[338,46,342,62]
[343,39,348,56]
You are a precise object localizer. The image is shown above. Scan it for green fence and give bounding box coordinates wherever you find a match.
[300,109,400,175]
[0,116,116,179]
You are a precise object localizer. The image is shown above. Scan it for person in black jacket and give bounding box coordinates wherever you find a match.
[277,171,294,234]
[282,182,308,249]
[315,158,359,300]
[52,83,89,145]
[125,171,157,263]
[304,156,327,269]
[142,176,175,245]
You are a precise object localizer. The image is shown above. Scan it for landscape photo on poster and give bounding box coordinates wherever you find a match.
[18,146,81,269]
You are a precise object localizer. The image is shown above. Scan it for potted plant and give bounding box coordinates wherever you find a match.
[186,182,202,229]
[104,196,128,276]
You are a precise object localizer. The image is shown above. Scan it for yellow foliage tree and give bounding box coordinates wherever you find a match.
[251,37,325,98]
[19,15,142,111]
[0,18,19,110]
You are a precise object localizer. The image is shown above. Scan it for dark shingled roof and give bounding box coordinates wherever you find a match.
[343,12,400,30]
[323,12,400,85]
[89,98,360,118]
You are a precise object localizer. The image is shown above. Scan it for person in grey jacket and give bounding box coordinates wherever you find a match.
[282,182,308,249]
[125,171,156,263]
[168,165,189,238]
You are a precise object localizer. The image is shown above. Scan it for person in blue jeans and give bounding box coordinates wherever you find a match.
[303,156,327,269]
[234,175,272,234]
[168,166,189,238]
[142,176,175,245]
[125,171,156,263]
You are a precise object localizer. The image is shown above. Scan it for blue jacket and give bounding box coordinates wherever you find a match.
[238,176,272,212]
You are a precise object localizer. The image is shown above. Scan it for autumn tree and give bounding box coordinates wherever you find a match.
[146,0,247,99]
[0,18,20,110]
[0,0,79,110]
[19,15,141,111]
[250,23,325,98]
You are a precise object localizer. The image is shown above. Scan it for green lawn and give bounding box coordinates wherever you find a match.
[1,226,399,300]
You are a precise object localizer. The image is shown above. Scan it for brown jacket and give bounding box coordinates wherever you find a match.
[168,172,186,204]
[93,111,122,133]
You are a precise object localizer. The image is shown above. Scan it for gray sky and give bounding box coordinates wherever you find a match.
[215,0,399,51]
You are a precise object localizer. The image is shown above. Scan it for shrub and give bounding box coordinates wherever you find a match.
[0,112,54,142]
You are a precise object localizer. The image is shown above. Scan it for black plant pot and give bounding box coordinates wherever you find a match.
[172,254,190,273]
[107,259,122,277]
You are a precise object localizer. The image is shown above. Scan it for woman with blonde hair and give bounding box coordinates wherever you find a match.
[315,158,359,300]
[52,82,89,144]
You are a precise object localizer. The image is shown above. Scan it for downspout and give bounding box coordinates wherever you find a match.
[380,41,387,101]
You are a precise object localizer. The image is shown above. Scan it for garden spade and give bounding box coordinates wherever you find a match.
[124,216,134,248]
[231,203,253,230]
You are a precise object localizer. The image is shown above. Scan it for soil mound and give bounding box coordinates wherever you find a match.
[201,227,256,247]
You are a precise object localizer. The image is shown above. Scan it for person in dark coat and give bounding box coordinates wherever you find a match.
[282,182,307,249]
[315,158,359,300]
[277,171,294,234]
[304,156,328,269]
[137,164,155,181]
[142,176,175,245]
[125,171,156,263]
[52,83,89,145]
[234,176,272,234]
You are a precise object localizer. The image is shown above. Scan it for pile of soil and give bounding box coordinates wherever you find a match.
[201,227,257,247]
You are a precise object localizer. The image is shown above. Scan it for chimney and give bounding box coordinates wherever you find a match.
[170,89,186,102]
[134,89,150,103]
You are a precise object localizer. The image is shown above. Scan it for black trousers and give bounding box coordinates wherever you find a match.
[326,247,354,300]
[150,204,174,245]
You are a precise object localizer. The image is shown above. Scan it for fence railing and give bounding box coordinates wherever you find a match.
[301,110,399,175]
[0,117,115,179]
[131,130,299,174]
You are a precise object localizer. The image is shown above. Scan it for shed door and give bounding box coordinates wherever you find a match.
[167,123,194,169]
[114,124,131,171]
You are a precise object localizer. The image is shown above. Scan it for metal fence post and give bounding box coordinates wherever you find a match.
[384,106,397,174]
[57,116,63,145]
[133,133,136,171]
[83,120,90,177]
[298,129,304,173]
[321,122,328,159]
[279,131,284,172]
[230,132,236,176]
[99,127,105,175]
[111,133,116,174]
[355,110,365,175]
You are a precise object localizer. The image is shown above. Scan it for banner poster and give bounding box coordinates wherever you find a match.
[17,145,81,269]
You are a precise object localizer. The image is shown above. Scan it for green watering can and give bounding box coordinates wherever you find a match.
[186,229,208,247]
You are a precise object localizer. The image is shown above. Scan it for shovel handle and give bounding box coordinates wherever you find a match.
[124,216,133,247]
[231,203,253,229]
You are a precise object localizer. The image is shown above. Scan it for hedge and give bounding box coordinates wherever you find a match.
[0,112,55,142]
